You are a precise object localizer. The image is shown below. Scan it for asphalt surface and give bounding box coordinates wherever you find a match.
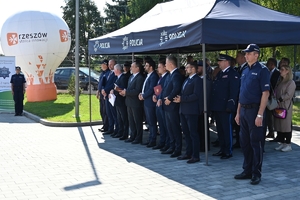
[0,112,300,200]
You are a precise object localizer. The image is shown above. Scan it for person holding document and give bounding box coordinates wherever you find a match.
[110,64,129,139]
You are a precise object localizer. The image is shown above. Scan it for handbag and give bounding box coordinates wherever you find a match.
[272,107,287,119]
[272,100,292,119]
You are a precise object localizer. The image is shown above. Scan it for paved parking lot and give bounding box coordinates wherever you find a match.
[0,113,300,200]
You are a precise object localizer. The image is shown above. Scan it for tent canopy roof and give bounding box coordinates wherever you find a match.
[88,0,300,55]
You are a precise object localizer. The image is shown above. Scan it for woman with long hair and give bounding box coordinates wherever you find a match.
[274,64,296,152]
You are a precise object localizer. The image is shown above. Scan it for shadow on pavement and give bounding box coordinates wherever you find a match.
[95,128,300,199]
[63,126,101,191]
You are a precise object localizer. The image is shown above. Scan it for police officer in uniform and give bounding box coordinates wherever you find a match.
[211,54,240,159]
[10,66,26,116]
[234,44,270,185]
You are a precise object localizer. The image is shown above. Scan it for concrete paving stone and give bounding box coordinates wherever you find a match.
[1,113,300,200]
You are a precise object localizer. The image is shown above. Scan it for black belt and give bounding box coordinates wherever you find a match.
[240,104,259,109]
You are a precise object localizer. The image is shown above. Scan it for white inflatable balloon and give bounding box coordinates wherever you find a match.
[1,10,71,102]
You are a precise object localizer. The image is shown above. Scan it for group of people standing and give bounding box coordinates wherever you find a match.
[96,43,296,185]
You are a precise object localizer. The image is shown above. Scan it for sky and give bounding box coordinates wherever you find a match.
[0,0,112,54]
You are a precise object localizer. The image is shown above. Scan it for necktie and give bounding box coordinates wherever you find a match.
[182,78,189,90]
[107,71,113,80]
[157,76,162,84]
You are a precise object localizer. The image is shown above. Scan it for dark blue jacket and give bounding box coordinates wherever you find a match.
[98,69,109,91]
[210,67,240,112]
[113,74,129,107]
[103,71,117,95]
[179,74,202,115]
[162,69,183,112]
[142,71,159,107]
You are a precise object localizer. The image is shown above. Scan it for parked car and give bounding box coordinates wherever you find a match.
[54,67,100,90]
[293,70,300,89]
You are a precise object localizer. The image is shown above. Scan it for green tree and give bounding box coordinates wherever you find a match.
[61,0,104,67]
[251,0,300,66]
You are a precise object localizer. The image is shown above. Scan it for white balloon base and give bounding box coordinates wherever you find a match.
[26,83,57,102]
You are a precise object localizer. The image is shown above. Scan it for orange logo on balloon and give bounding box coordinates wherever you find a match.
[59,30,69,42]
[7,32,18,46]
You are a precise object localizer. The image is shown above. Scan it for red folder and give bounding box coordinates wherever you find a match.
[154,85,162,96]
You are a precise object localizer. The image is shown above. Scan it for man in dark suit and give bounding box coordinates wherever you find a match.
[110,64,129,140]
[97,60,109,132]
[265,58,280,139]
[161,55,183,158]
[152,59,170,151]
[211,54,240,159]
[174,62,202,164]
[119,62,145,144]
[102,59,118,136]
[139,59,159,147]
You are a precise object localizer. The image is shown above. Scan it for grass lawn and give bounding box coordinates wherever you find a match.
[23,92,300,125]
[24,93,101,122]
[292,102,300,126]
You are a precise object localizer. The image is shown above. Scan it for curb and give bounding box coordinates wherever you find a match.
[23,111,103,127]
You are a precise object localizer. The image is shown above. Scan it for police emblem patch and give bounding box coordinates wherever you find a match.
[0,66,11,79]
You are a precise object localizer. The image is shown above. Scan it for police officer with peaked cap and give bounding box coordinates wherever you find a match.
[10,66,26,116]
[211,54,240,159]
[234,44,270,185]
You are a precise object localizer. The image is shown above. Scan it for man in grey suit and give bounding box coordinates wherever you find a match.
[119,62,145,144]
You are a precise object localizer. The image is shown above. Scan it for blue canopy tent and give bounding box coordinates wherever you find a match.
[88,0,300,164]
[88,0,300,55]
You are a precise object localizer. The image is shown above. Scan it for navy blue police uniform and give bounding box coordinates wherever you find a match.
[10,66,26,116]
[238,44,270,183]
[211,55,240,159]
[97,60,110,131]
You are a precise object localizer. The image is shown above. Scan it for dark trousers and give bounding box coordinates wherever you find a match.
[144,106,158,143]
[105,98,118,133]
[100,96,108,129]
[277,131,292,144]
[265,109,274,134]
[215,111,233,155]
[240,107,265,178]
[165,110,182,153]
[197,113,210,152]
[13,90,24,115]
[127,106,143,142]
[156,105,169,147]
[116,105,129,138]
[181,114,200,159]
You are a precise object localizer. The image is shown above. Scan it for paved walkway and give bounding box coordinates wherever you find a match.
[0,113,300,200]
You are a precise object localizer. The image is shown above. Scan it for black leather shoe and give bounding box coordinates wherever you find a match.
[187,158,200,164]
[143,128,149,131]
[147,142,156,148]
[234,172,252,179]
[131,140,141,144]
[250,176,261,185]
[220,154,232,159]
[177,155,192,160]
[212,151,223,156]
[232,142,241,148]
[141,141,149,145]
[102,131,114,135]
[161,148,174,154]
[119,136,128,140]
[160,146,169,152]
[98,128,108,132]
[152,144,165,150]
[113,134,122,138]
[170,151,181,158]
[125,138,134,143]
[110,133,117,137]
